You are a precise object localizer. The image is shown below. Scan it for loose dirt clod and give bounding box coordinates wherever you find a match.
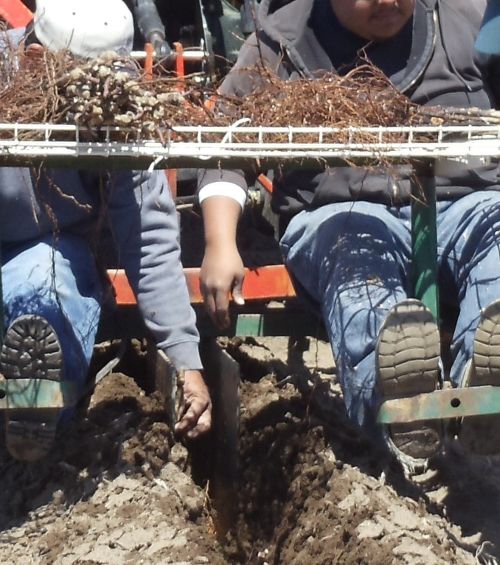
[0,338,498,564]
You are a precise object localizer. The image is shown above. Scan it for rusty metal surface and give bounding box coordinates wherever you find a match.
[0,378,78,411]
[200,338,240,535]
[147,346,179,427]
[377,386,500,424]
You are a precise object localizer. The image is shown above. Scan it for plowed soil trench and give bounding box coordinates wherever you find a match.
[0,336,498,564]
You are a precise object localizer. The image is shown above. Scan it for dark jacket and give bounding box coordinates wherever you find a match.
[199,0,500,218]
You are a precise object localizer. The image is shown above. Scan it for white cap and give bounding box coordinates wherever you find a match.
[34,0,134,57]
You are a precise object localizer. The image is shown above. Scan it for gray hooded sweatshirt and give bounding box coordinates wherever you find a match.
[199,0,500,220]
[0,33,202,371]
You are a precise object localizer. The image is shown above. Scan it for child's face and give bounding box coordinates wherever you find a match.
[329,0,416,42]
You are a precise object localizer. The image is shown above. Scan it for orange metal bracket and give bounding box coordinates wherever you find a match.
[107,265,296,306]
[142,42,178,196]
[0,0,32,28]
[164,42,188,197]
[173,42,185,84]
[144,42,154,81]
[257,174,274,194]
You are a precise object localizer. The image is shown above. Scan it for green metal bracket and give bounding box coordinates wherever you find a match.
[231,310,325,338]
[411,163,439,319]
[234,313,265,336]
[0,378,78,410]
[377,386,500,424]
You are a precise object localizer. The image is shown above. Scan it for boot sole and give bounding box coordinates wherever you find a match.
[377,299,442,461]
[0,315,63,462]
[460,299,500,455]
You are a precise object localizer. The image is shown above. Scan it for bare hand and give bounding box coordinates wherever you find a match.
[175,370,212,440]
[25,44,44,57]
[200,244,245,329]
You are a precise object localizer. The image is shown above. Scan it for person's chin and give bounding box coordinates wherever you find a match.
[369,13,405,33]
[367,22,405,41]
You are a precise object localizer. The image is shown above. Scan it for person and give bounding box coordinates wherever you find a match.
[198,0,500,468]
[476,0,500,54]
[0,0,211,462]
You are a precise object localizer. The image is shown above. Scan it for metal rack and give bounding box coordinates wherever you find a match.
[0,123,499,168]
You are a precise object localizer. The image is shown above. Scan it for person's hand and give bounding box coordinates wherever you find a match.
[25,44,44,57]
[200,243,245,329]
[175,370,212,440]
[19,42,45,70]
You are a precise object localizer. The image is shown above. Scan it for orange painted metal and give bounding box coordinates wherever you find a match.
[0,0,32,27]
[174,42,185,85]
[107,269,136,305]
[204,95,217,112]
[141,42,178,195]
[144,43,154,80]
[166,169,178,197]
[108,265,296,305]
[257,174,274,194]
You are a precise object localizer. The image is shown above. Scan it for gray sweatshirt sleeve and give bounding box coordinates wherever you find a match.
[106,168,202,371]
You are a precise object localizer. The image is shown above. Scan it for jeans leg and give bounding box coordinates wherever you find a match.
[280,202,412,428]
[438,192,500,386]
[2,234,103,403]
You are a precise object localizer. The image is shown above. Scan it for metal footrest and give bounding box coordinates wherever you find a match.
[377,386,500,424]
[0,377,78,410]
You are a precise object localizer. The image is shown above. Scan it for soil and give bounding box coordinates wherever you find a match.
[0,336,498,565]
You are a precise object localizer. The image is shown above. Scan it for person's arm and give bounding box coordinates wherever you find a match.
[200,194,245,329]
[198,29,285,326]
[198,161,249,328]
[106,169,211,438]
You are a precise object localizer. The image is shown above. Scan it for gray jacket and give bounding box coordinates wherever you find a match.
[0,26,202,370]
[199,0,500,218]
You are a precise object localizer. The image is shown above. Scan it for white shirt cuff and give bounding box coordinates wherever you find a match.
[198,182,247,209]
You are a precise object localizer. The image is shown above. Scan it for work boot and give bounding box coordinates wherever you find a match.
[0,315,63,462]
[376,299,442,470]
[459,299,500,455]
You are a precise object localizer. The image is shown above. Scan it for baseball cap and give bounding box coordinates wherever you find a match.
[33,0,134,57]
[475,0,500,55]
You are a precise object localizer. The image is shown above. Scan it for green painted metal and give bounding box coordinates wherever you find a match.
[411,164,439,319]
[377,386,500,424]
[235,313,264,336]
[0,378,78,410]
[229,309,325,337]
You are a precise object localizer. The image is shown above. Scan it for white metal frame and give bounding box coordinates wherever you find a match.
[0,123,499,167]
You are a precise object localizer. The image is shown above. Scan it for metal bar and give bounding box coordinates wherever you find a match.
[131,49,207,61]
[0,122,498,156]
[378,386,500,423]
[0,378,78,410]
[107,265,296,305]
[144,43,154,80]
[235,314,264,336]
[147,347,178,427]
[0,0,32,27]
[20,125,500,136]
[0,141,498,169]
[411,163,439,318]
[200,339,240,535]
[1,123,499,135]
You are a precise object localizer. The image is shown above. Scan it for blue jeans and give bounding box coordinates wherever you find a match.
[2,234,103,413]
[280,191,500,429]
